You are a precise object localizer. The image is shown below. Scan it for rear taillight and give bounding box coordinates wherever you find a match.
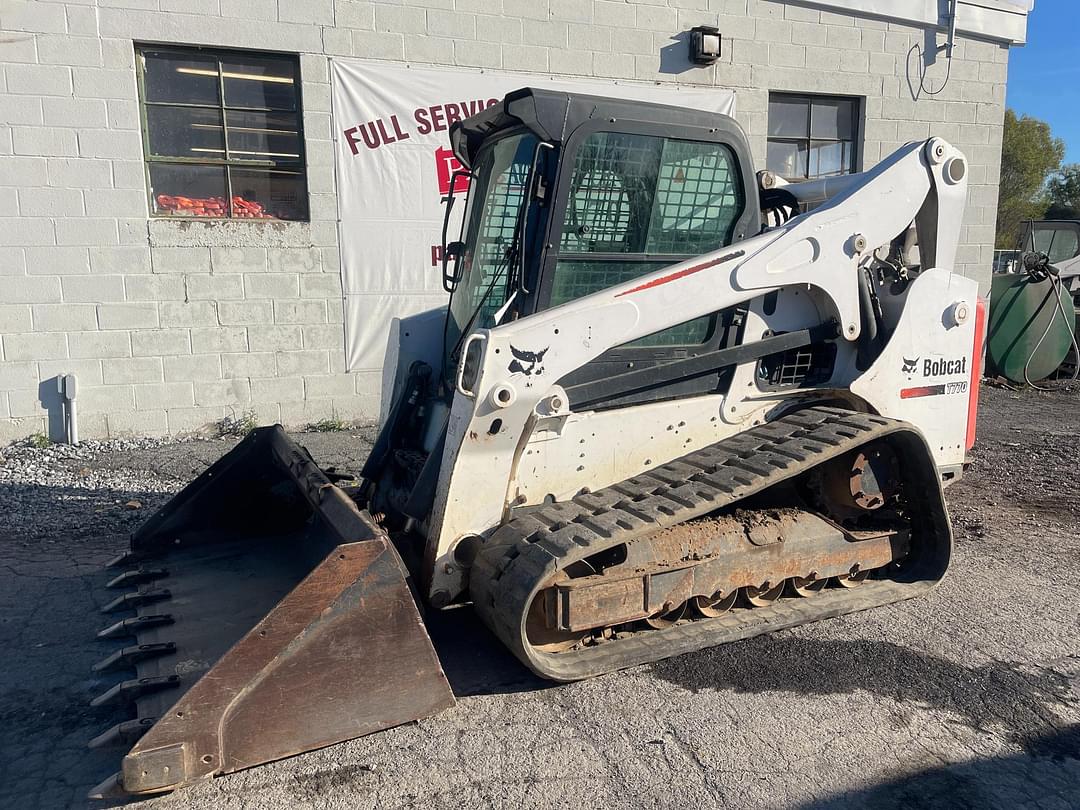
[966,297,987,450]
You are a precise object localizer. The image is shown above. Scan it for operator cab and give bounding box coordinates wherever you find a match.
[442,88,762,411]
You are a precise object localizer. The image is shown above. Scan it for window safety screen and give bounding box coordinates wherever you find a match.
[552,131,743,346]
[137,46,308,221]
[766,93,859,181]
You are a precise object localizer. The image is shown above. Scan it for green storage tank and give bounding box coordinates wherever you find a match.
[987,273,1076,384]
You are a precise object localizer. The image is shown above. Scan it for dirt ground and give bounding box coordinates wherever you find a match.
[0,385,1078,810]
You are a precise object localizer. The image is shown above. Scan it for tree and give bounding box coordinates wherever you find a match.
[1047,163,1080,220]
[995,109,1065,248]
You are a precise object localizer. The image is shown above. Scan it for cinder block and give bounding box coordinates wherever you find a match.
[153,247,212,274]
[12,126,79,157]
[62,274,126,303]
[3,157,49,190]
[475,14,522,44]
[248,324,303,351]
[304,373,356,399]
[194,379,252,407]
[222,352,277,378]
[279,0,334,25]
[110,160,147,189]
[103,356,164,385]
[69,383,136,414]
[825,24,861,50]
[125,274,186,301]
[5,64,72,97]
[244,273,300,299]
[6,276,62,304]
[839,50,869,73]
[302,324,344,351]
[769,44,806,68]
[503,43,549,73]
[32,303,98,332]
[131,328,190,356]
[0,97,43,127]
[66,5,100,35]
[69,330,131,359]
[72,68,137,101]
[280,398,340,427]
[90,246,151,275]
[164,354,223,382]
[338,2,376,29]
[107,409,169,437]
[212,246,269,273]
[186,274,245,301]
[0,305,32,333]
[25,246,91,276]
[220,0,278,21]
[134,382,195,410]
[0,361,38,390]
[47,158,112,189]
[274,300,326,324]
[4,332,67,361]
[790,21,827,45]
[592,0,633,27]
[521,19,567,48]
[55,218,119,246]
[19,187,84,217]
[219,301,274,326]
[548,48,593,77]
[350,30,405,60]
[81,188,147,218]
[167,406,227,435]
[276,349,330,376]
[38,358,105,386]
[455,40,502,68]
[250,375,305,402]
[38,35,103,67]
[77,129,142,159]
[159,301,219,327]
[191,327,248,353]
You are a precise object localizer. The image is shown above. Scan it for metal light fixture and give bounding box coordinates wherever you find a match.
[689,25,722,65]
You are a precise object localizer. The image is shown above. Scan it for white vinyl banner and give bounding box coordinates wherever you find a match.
[330,59,737,371]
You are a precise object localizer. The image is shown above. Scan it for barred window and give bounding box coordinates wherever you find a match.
[136,45,308,221]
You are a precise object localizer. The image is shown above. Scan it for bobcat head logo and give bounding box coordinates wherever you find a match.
[508,345,549,376]
[902,357,919,374]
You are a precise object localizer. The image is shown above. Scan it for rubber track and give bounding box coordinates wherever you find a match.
[470,406,952,682]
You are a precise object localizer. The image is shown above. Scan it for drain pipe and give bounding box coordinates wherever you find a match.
[59,373,79,444]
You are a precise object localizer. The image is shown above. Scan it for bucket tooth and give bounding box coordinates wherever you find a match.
[107,568,168,589]
[101,587,171,614]
[89,717,156,749]
[97,613,175,640]
[93,642,176,673]
[106,550,139,569]
[90,675,180,708]
[88,772,127,800]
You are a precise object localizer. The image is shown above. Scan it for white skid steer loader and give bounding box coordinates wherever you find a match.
[89,88,985,798]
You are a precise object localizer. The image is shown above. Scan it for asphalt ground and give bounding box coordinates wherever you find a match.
[0,384,1077,809]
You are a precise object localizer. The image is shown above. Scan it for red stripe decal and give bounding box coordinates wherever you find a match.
[900,385,946,399]
[614,250,744,298]
[966,297,987,450]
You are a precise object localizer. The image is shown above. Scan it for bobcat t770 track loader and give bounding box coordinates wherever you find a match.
[89,89,985,797]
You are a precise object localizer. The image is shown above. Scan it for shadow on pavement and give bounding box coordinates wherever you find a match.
[651,634,1080,757]
[796,724,1080,810]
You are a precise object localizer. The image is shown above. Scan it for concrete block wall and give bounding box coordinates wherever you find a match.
[0,0,1011,441]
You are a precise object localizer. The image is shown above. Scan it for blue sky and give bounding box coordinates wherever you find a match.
[1006,0,1080,163]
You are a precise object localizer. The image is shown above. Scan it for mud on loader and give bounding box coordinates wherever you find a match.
[89,89,985,798]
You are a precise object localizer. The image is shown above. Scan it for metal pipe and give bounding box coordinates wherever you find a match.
[59,373,79,444]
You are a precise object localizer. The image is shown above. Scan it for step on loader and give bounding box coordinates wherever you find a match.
[89,88,986,798]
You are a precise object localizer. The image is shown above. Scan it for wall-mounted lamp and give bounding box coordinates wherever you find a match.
[689,25,722,65]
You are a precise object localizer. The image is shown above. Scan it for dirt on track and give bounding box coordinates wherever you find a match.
[0,385,1078,810]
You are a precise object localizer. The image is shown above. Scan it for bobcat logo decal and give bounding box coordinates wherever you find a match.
[508,345,549,376]
[901,357,919,374]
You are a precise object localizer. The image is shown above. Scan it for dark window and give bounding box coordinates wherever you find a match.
[552,131,743,346]
[1029,224,1080,265]
[766,93,859,181]
[136,45,308,221]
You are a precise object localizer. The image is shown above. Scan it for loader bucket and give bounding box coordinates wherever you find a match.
[88,426,455,798]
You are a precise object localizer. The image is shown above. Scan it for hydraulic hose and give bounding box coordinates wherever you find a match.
[1021,253,1080,390]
